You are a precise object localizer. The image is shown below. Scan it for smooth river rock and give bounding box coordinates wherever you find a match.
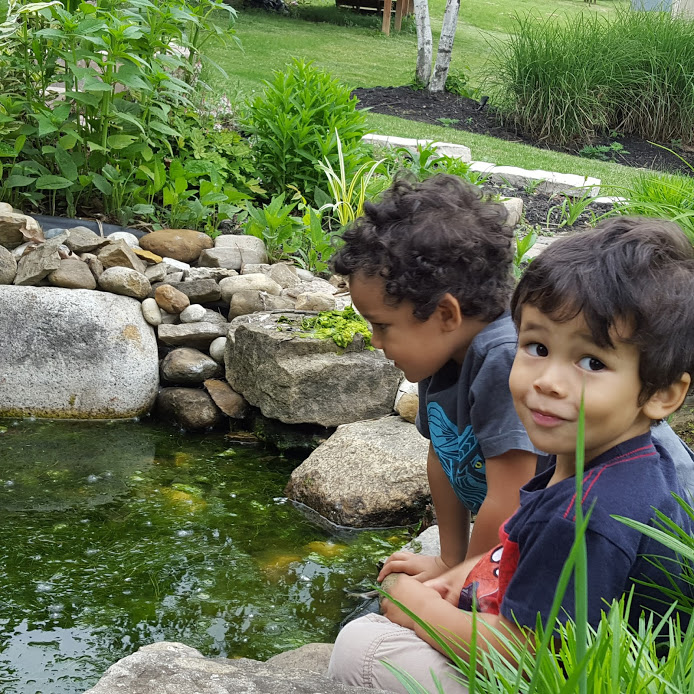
[0,287,158,418]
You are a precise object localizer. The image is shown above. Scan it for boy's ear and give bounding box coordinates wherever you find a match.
[642,373,691,421]
[436,293,463,331]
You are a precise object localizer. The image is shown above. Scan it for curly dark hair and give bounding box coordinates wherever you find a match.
[330,174,515,321]
[511,216,694,403]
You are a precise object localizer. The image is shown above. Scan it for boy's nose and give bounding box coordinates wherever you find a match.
[533,363,568,398]
[370,331,383,350]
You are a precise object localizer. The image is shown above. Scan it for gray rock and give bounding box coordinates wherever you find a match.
[220,273,282,303]
[179,303,207,323]
[47,258,97,289]
[283,278,338,299]
[44,226,68,239]
[0,287,158,417]
[268,262,301,288]
[98,239,146,273]
[0,244,17,283]
[265,642,335,674]
[203,309,227,325]
[160,347,222,384]
[0,209,44,249]
[164,270,184,283]
[161,257,190,272]
[294,292,336,312]
[141,297,162,326]
[13,233,68,286]
[241,263,272,275]
[160,308,179,324]
[166,278,222,304]
[156,388,222,430]
[158,322,227,350]
[107,230,140,247]
[144,262,167,283]
[200,235,268,270]
[296,268,315,281]
[80,252,105,281]
[65,226,110,253]
[184,266,238,282]
[225,312,402,426]
[209,336,227,363]
[228,290,295,319]
[84,641,386,694]
[286,416,430,527]
[98,266,151,300]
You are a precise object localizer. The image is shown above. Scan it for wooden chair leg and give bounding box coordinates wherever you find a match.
[382,0,392,34]
[394,0,405,31]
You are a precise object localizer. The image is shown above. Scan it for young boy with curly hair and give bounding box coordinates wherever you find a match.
[331,177,694,691]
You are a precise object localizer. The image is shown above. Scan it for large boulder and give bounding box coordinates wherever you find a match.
[84,641,386,694]
[140,228,213,263]
[0,287,158,418]
[285,416,430,527]
[225,312,402,426]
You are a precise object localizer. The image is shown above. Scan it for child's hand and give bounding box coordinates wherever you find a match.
[377,551,451,583]
[381,574,443,630]
[424,560,476,605]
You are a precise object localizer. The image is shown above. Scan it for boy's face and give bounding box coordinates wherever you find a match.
[509,304,652,467]
[348,273,457,383]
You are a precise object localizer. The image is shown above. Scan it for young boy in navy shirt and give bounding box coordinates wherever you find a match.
[329,216,694,692]
[331,174,693,600]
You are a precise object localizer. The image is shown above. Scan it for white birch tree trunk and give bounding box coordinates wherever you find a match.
[412,0,433,87]
[428,0,461,92]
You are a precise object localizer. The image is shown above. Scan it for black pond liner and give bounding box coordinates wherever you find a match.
[29,214,146,239]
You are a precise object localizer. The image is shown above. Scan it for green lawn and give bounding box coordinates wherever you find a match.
[208,0,642,187]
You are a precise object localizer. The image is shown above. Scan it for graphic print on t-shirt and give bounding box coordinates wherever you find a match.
[428,402,487,512]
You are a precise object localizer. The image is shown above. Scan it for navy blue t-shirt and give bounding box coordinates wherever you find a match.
[497,433,693,631]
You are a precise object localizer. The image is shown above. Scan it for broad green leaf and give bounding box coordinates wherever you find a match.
[64,91,101,108]
[14,134,26,155]
[35,174,74,190]
[107,134,137,150]
[54,146,78,181]
[3,174,35,188]
[58,133,79,150]
[35,115,58,137]
[90,173,112,195]
[148,120,180,138]
[174,176,187,196]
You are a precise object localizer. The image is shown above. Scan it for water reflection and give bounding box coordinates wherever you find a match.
[0,419,408,694]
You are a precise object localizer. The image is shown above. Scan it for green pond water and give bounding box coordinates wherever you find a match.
[0,418,410,694]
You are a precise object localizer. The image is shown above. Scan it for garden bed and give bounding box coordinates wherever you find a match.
[353,86,694,176]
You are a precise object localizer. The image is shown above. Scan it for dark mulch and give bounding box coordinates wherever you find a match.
[353,86,694,176]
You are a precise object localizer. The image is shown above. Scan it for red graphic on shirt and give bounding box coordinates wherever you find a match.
[457,524,521,614]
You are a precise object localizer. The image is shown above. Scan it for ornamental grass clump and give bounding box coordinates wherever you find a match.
[490,8,694,146]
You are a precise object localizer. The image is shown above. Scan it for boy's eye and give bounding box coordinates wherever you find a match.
[371,323,387,331]
[578,356,606,372]
[525,342,548,357]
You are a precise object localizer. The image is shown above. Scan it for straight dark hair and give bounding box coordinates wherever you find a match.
[511,217,694,402]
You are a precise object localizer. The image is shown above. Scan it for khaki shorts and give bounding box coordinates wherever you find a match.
[328,613,469,694]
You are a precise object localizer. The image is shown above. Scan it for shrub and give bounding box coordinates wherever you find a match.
[0,0,243,232]
[243,59,368,200]
[490,9,694,146]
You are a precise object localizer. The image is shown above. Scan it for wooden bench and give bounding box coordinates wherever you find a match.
[335,0,413,34]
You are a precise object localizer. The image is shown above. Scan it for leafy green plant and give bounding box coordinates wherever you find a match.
[395,142,447,181]
[523,178,544,195]
[547,189,597,229]
[244,193,303,262]
[444,67,480,101]
[318,131,385,229]
[0,0,241,230]
[578,142,629,162]
[436,117,459,128]
[244,59,367,199]
[280,305,373,349]
[513,226,538,278]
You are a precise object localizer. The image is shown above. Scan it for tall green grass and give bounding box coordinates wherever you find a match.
[490,8,694,146]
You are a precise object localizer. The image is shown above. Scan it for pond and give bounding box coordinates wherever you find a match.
[0,418,409,694]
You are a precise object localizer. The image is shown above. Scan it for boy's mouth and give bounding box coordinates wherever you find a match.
[529,408,567,427]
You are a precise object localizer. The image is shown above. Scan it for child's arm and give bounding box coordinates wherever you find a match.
[467,449,537,557]
[378,444,470,583]
[382,574,526,662]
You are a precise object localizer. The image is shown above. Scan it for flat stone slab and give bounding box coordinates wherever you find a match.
[469,161,600,197]
[0,287,158,418]
[362,133,471,162]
